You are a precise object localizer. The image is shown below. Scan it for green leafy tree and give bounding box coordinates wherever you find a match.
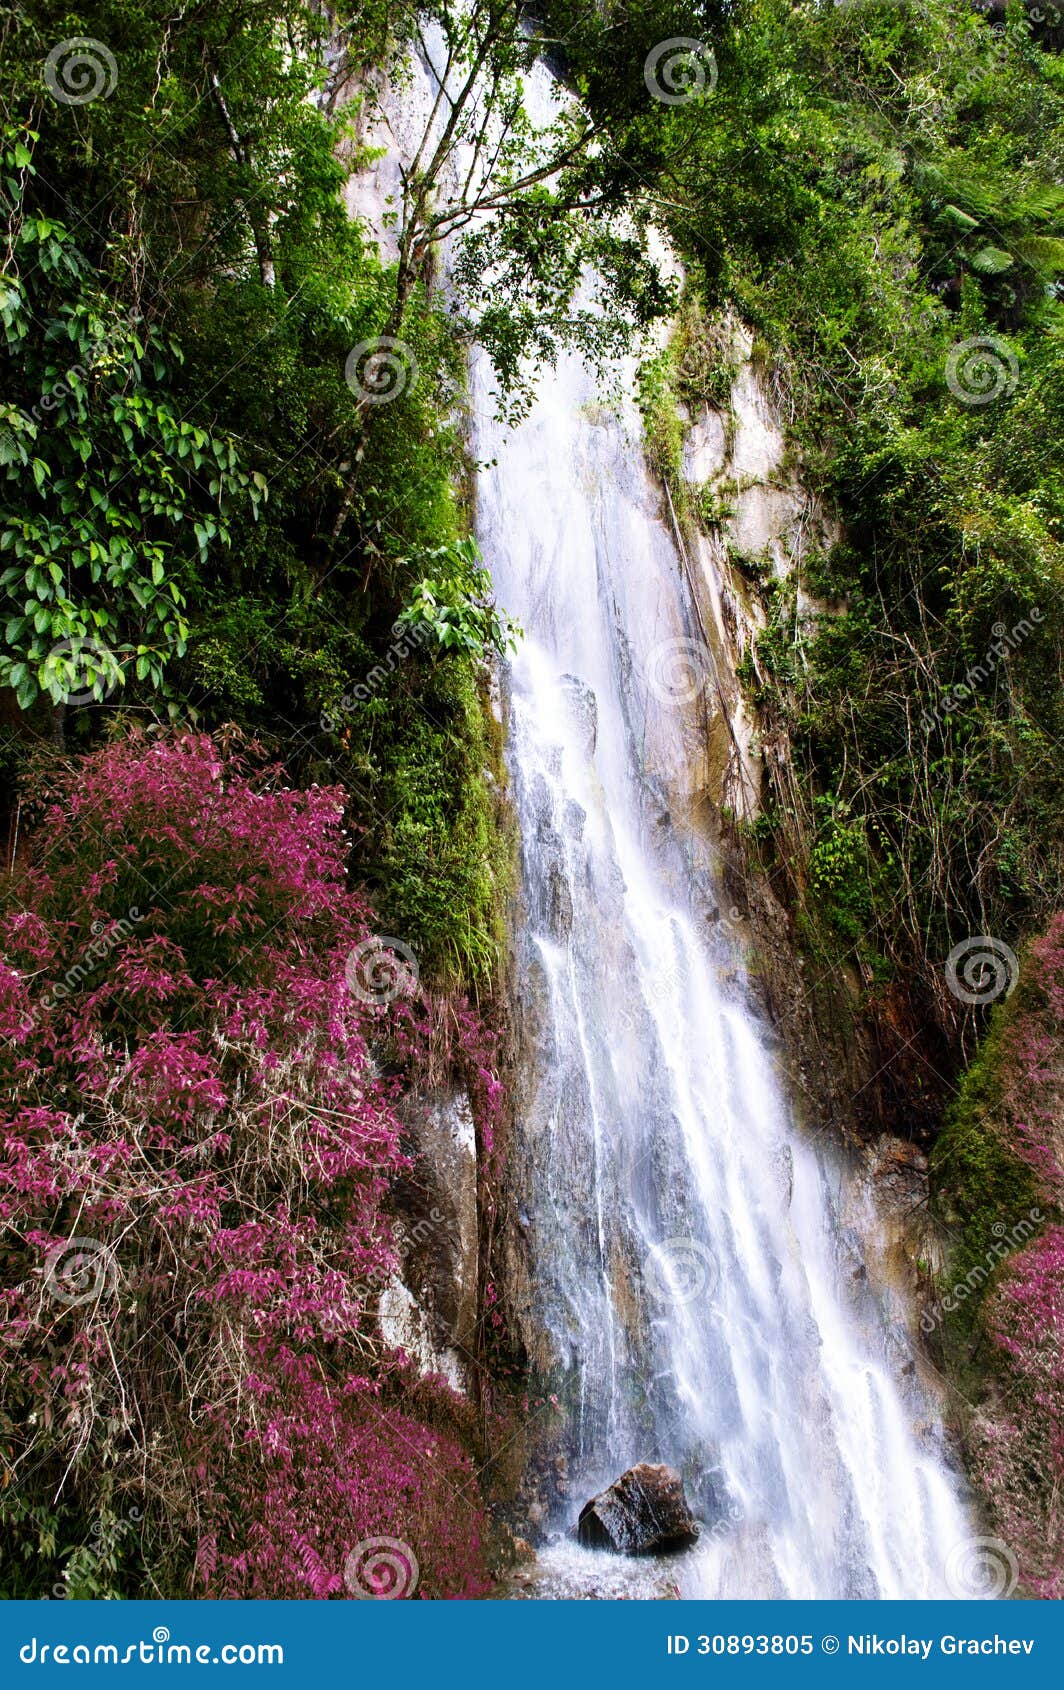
[0,129,263,711]
[396,537,521,656]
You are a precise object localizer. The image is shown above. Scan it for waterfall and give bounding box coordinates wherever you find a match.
[473,314,974,1600]
[354,18,978,1602]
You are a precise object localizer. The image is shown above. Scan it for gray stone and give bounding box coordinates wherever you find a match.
[560,673,598,756]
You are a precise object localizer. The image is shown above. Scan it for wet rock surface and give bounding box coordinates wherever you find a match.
[379,1088,479,1392]
[560,672,598,756]
[576,1463,700,1556]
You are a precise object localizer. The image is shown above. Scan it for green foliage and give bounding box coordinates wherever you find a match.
[0,131,262,711]
[396,539,521,657]
[0,0,524,999]
[932,1019,1041,1306]
[637,342,685,489]
[927,920,1062,1420]
[0,0,1056,1020]
[808,796,893,944]
[0,1493,144,1601]
[331,655,511,993]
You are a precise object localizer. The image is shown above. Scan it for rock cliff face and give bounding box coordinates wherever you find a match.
[669,327,965,1372]
[651,322,945,1160]
[675,316,839,824]
[379,1089,480,1394]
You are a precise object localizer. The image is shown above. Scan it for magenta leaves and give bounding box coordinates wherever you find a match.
[0,730,490,1598]
[976,1224,1064,1599]
[968,915,1064,1598]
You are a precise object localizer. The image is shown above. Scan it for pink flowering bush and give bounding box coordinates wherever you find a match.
[0,731,491,1598]
[973,1225,1064,1599]
[199,1393,490,1599]
[944,916,1064,1598]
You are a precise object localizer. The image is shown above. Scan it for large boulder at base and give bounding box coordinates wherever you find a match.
[576,1463,699,1555]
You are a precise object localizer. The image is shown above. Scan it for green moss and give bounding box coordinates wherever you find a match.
[339,654,512,997]
[636,343,684,491]
[672,287,737,415]
[930,1013,1041,1359]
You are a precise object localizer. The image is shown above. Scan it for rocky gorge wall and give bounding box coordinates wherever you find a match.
[642,316,954,1352]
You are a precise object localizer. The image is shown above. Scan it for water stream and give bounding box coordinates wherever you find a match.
[473,325,973,1600]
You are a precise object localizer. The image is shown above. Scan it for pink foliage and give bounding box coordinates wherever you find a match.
[969,916,1064,1598]
[0,731,491,1598]
[204,1392,491,1600]
[975,1226,1064,1598]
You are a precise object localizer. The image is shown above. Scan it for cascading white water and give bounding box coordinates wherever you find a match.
[473,318,975,1600]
